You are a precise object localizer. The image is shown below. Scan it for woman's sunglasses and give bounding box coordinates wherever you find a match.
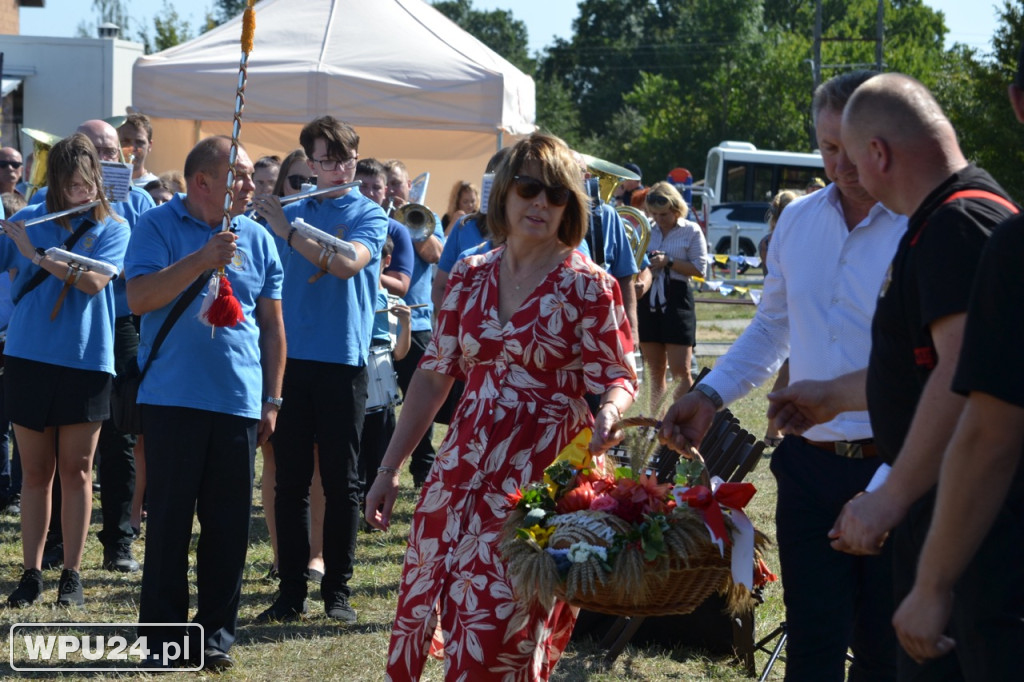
[512,175,571,207]
[287,174,313,191]
[646,194,671,208]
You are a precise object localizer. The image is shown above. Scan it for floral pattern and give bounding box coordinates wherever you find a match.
[386,247,637,681]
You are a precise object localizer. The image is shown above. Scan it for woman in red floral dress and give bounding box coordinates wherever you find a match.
[365,133,638,681]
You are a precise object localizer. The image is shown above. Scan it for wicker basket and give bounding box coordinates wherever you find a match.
[501,416,755,618]
[554,542,733,617]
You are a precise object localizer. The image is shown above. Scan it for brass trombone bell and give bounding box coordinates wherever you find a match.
[580,154,640,205]
[394,202,436,243]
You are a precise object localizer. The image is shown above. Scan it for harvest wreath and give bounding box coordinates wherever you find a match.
[499,417,777,617]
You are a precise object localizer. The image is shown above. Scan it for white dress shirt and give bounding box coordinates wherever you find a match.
[703,183,907,441]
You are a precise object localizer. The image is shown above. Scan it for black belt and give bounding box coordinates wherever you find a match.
[801,437,878,459]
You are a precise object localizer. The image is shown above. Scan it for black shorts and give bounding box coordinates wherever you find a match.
[4,356,111,431]
[638,277,696,346]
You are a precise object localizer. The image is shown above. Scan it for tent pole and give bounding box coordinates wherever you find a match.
[497,131,503,151]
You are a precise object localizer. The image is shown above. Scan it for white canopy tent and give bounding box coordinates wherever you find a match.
[131,0,535,208]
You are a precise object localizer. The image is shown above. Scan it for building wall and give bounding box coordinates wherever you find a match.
[0,0,20,35]
[0,35,143,151]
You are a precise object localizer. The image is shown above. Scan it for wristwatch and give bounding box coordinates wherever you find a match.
[693,382,723,410]
[32,247,46,266]
[666,256,674,270]
[265,396,284,408]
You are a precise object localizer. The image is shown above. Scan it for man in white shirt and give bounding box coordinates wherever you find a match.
[658,71,906,681]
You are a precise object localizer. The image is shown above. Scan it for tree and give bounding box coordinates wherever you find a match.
[76,0,131,39]
[137,1,194,54]
[935,0,1024,199]
[432,0,533,73]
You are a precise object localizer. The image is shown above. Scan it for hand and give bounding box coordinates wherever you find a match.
[1,220,34,260]
[893,584,956,663]
[767,379,841,435]
[658,392,716,453]
[198,230,238,269]
[364,469,400,531]
[828,489,904,555]
[391,304,411,324]
[590,403,624,455]
[250,194,289,238]
[257,403,278,446]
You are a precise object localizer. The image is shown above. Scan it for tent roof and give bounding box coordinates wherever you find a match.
[132,0,535,135]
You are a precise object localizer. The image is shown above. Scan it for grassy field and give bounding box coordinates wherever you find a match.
[0,304,793,680]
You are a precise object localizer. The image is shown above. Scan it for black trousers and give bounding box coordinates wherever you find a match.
[770,435,898,682]
[271,359,367,602]
[138,405,256,655]
[97,315,139,549]
[394,330,434,485]
[893,488,1024,682]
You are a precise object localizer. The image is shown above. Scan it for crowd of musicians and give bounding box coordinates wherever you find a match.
[0,57,1022,681]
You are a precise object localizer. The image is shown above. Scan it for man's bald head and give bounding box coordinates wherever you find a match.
[842,73,951,149]
[75,120,120,162]
[841,73,966,215]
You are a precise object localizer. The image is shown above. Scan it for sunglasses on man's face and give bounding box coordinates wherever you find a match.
[0,161,22,170]
[512,175,571,207]
[287,174,313,191]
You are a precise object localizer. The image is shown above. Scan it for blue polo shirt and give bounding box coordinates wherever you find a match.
[281,191,387,366]
[1,204,129,373]
[125,195,283,419]
[32,185,156,316]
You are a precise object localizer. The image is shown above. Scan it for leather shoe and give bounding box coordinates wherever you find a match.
[255,597,308,623]
[203,648,234,671]
[103,544,140,573]
[41,540,63,570]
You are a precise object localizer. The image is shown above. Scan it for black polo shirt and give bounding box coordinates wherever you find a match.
[866,165,1018,463]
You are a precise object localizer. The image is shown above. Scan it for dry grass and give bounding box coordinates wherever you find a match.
[0,306,793,680]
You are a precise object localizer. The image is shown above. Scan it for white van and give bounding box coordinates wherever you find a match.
[700,142,825,260]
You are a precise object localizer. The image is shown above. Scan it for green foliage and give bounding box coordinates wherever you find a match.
[432,0,534,73]
[137,0,193,53]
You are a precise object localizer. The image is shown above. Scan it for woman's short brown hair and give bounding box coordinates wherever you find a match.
[486,133,589,248]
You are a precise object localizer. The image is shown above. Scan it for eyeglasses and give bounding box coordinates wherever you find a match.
[311,156,357,172]
[94,146,121,161]
[646,194,671,208]
[287,174,313,191]
[0,160,22,170]
[512,175,571,207]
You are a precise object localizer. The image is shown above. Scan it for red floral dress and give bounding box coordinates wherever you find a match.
[386,247,637,682]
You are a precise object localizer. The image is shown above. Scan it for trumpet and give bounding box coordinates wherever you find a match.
[393,202,436,242]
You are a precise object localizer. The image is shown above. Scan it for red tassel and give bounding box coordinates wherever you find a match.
[205,274,245,327]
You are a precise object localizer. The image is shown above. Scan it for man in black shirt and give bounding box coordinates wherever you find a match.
[890,57,1024,678]
[768,73,1019,680]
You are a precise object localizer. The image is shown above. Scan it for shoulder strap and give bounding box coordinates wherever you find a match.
[12,219,95,305]
[138,269,214,378]
[588,198,606,267]
[910,189,1020,246]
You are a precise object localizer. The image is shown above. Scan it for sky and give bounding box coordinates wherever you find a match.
[17,0,1005,58]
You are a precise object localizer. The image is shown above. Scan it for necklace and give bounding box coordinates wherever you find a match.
[502,250,565,291]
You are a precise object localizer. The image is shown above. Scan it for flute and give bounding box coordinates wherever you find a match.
[374,302,429,314]
[1,201,101,230]
[247,181,362,213]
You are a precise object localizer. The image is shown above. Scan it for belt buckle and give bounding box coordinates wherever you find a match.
[834,442,864,459]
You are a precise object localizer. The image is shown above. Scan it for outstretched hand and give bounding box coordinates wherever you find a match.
[658,392,716,454]
[767,379,841,435]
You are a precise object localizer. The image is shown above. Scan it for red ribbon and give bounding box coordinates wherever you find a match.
[678,482,755,546]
